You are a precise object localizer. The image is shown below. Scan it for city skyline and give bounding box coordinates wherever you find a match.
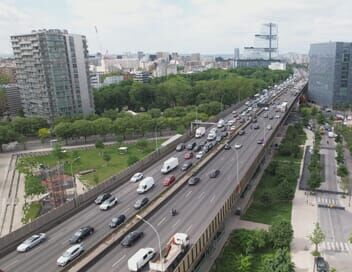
[1,0,352,55]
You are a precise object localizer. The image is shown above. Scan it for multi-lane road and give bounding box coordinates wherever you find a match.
[0,72,306,272]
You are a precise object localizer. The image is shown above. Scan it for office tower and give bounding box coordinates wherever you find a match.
[309,42,352,109]
[11,29,94,122]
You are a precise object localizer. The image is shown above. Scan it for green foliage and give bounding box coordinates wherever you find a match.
[259,191,273,207]
[0,73,10,84]
[16,157,38,176]
[52,144,65,160]
[11,117,48,136]
[0,89,7,117]
[261,248,295,272]
[309,223,325,254]
[37,128,50,142]
[136,139,149,152]
[127,155,139,166]
[25,175,45,197]
[95,139,104,149]
[22,202,41,224]
[268,220,293,249]
[337,164,348,177]
[0,125,18,151]
[102,152,111,164]
[53,122,74,142]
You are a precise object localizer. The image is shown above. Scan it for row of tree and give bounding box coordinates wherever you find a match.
[94,68,292,114]
[307,130,323,190]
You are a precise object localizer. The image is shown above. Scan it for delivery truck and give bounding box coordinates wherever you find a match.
[195,127,206,138]
[161,157,179,174]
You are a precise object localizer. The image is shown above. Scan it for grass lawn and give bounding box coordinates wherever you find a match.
[34,141,161,187]
[22,202,41,224]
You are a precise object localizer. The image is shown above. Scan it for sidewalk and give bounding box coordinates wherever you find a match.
[291,128,317,272]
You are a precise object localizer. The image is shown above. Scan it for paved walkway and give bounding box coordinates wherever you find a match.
[291,128,317,272]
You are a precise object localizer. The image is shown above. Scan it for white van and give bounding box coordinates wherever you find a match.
[207,132,216,141]
[136,177,155,194]
[161,157,179,174]
[217,119,225,128]
[127,248,155,271]
[195,127,206,138]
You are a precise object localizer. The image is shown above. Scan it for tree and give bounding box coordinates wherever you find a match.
[269,220,293,249]
[53,122,74,144]
[25,175,45,197]
[232,254,252,272]
[52,144,65,160]
[308,222,325,255]
[95,139,105,149]
[136,139,149,152]
[261,248,295,272]
[127,155,139,166]
[0,125,17,152]
[72,119,94,143]
[277,180,295,201]
[37,128,50,143]
[93,118,112,140]
[102,152,111,165]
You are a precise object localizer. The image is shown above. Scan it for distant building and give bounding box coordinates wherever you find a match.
[191,53,201,62]
[269,62,286,70]
[0,84,22,116]
[133,71,150,83]
[309,42,352,109]
[0,58,16,83]
[11,29,94,122]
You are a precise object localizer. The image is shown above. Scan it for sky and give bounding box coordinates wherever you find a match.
[1,0,352,55]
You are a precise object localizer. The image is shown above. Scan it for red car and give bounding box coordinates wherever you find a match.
[184,152,193,160]
[163,175,176,186]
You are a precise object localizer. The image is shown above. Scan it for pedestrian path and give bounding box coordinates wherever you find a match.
[316,196,339,205]
[321,240,352,253]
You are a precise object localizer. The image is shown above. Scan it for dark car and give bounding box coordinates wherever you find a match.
[202,145,210,153]
[186,142,196,150]
[194,145,202,152]
[175,143,185,152]
[109,214,126,228]
[257,138,264,144]
[253,124,260,129]
[181,162,193,171]
[188,176,200,186]
[239,118,245,123]
[121,231,143,247]
[207,142,214,150]
[209,169,220,178]
[69,226,94,244]
[238,129,245,136]
[221,126,227,132]
[216,135,222,143]
[222,131,228,138]
[224,143,231,150]
[184,152,193,160]
[134,197,149,210]
[163,175,176,186]
[199,140,207,147]
[269,115,274,120]
[94,193,111,205]
[316,257,329,272]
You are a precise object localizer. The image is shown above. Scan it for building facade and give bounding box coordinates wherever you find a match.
[11,29,94,122]
[308,42,352,108]
[0,84,22,116]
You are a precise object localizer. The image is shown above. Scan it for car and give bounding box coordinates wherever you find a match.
[253,124,260,129]
[188,176,201,186]
[194,145,202,152]
[227,120,235,126]
[199,140,207,147]
[181,162,193,171]
[222,131,228,137]
[234,143,242,149]
[109,214,126,228]
[216,135,222,142]
[186,142,196,150]
[17,233,46,252]
[69,226,94,244]
[163,175,176,186]
[275,115,280,119]
[209,169,220,178]
[99,196,118,210]
[238,129,245,136]
[224,143,231,150]
[202,145,210,153]
[230,125,236,131]
[316,256,329,272]
[184,152,193,160]
[269,115,274,120]
[121,231,144,247]
[94,192,111,205]
[57,244,84,266]
[207,142,214,150]
[266,125,272,130]
[130,172,143,183]
[134,197,149,209]
[196,151,205,159]
[239,118,245,123]
[263,113,268,118]
[221,126,227,132]
[175,143,185,151]
[257,138,264,144]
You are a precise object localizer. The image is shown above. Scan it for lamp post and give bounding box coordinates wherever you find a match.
[70,157,80,197]
[136,215,163,271]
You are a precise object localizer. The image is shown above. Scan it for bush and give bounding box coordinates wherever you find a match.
[268,220,293,249]
[337,165,348,177]
[277,180,295,201]
[136,139,149,152]
[259,191,273,207]
[95,139,104,149]
[25,175,45,197]
[127,155,139,166]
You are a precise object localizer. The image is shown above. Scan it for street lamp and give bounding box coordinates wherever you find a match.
[136,215,164,271]
[70,156,80,196]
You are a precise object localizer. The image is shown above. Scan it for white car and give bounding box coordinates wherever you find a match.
[230,126,236,131]
[234,144,242,149]
[266,125,272,130]
[99,196,118,210]
[57,244,84,266]
[227,120,235,126]
[196,151,205,159]
[275,115,280,119]
[130,172,143,183]
[17,233,46,252]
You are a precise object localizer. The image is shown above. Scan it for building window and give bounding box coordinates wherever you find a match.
[339,87,348,96]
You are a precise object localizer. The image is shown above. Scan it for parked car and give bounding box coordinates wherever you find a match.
[162,175,176,186]
[94,192,111,205]
[57,244,84,267]
[234,143,242,149]
[196,151,205,159]
[184,152,193,160]
[188,176,201,186]
[130,172,143,183]
[316,257,329,272]
[121,231,144,247]
[134,197,149,209]
[69,226,94,244]
[175,143,185,152]
[209,169,220,178]
[100,196,118,210]
[181,162,193,171]
[17,233,46,252]
[109,214,126,228]
[186,142,196,150]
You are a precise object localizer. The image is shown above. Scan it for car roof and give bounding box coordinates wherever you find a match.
[67,244,81,253]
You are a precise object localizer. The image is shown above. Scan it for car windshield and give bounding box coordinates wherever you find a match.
[62,250,73,257]
[112,218,118,223]
[74,231,81,236]
[24,235,38,244]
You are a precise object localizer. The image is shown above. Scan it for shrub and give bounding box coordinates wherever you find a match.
[268,220,293,249]
[95,139,104,149]
[127,155,139,166]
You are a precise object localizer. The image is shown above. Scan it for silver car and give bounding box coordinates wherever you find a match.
[57,244,84,266]
[17,233,46,252]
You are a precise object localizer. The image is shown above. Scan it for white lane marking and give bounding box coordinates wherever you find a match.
[210,195,216,203]
[122,207,130,215]
[198,192,205,200]
[112,254,126,267]
[327,209,336,240]
[157,217,166,226]
[186,224,193,233]
[2,260,19,270]
[172,219,180,228]
[185,191,192,198]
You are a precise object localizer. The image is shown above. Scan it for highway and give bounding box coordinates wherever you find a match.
[86,84,302,272]
[0,73,305,272]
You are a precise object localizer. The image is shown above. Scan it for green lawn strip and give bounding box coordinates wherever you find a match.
[34,141,160,186]
[22,202,41,224]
